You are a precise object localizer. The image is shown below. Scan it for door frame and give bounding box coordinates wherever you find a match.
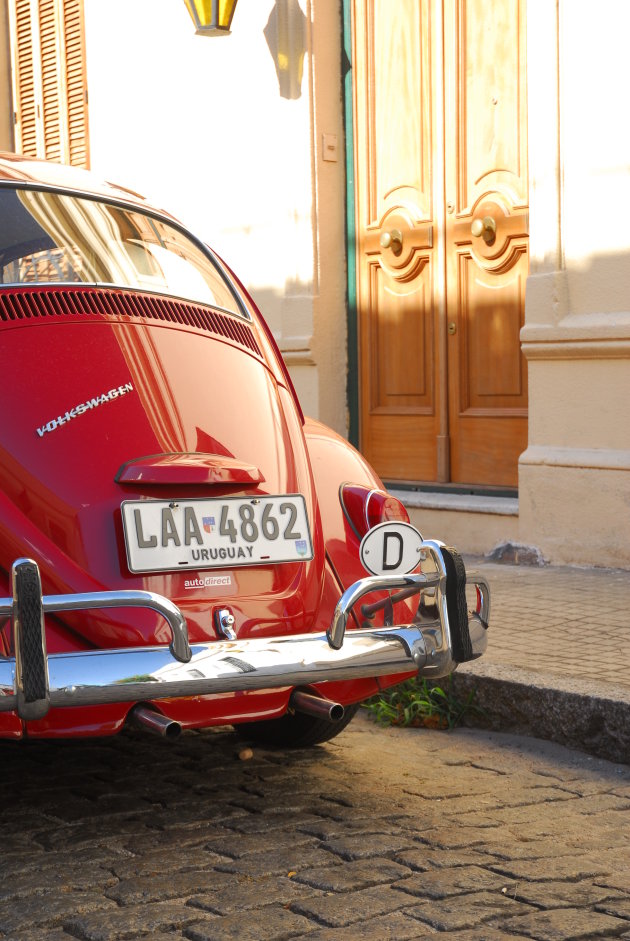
[342,0,526,490]
[342,0,360,449]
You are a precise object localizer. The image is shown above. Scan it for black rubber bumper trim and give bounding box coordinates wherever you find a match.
[441,546,474,663]
[14,560,48,703]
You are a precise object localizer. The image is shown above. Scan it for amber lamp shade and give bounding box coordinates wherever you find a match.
[183,0,238,36]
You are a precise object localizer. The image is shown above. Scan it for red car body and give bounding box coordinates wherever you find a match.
[0,154,489,743]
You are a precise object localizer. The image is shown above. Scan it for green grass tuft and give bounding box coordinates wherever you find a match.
[362,676,483,730]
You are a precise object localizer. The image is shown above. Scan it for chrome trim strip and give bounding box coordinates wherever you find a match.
[327,540,453,651]
[0,623,431,713]
[328,572,430,650]
[0,587,191,664]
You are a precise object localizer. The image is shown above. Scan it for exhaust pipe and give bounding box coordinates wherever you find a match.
[289,690,344,722]
[130,704,182,739]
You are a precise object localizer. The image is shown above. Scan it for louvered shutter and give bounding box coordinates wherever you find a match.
[8,0,89,167]
[11,0,39,156]
[62,0,88,167]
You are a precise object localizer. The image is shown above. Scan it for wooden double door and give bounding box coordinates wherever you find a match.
[351,0,528,488]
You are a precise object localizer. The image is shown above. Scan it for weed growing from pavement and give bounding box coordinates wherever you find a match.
[362,675,484,730]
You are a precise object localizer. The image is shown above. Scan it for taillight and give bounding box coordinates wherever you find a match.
[340,484,409,539]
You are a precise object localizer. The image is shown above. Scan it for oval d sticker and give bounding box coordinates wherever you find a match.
[359,522,424,576]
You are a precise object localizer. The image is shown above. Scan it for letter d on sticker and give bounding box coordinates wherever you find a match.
[359,521,424,577]
[382,532,403,570]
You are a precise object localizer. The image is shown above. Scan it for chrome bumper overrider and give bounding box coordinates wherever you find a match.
[0,541,489,721]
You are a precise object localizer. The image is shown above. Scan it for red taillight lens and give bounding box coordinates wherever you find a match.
[340,484,409,539]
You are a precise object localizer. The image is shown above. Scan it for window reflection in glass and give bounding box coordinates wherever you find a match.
[0,187,242,316]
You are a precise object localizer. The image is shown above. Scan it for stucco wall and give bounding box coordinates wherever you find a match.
[521,0,630,567]
[83,0,347,435]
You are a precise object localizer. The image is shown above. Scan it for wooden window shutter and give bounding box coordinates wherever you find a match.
[8,0,89,167]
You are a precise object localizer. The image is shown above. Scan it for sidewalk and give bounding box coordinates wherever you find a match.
[451,557,630,763]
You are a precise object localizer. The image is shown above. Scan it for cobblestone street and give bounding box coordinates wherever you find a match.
[2,713,630,940]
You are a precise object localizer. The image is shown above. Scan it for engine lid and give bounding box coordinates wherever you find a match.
[0,299,323,649]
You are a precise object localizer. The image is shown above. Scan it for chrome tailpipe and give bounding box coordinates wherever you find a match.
[289,690,344,722]
[129,704,182,739]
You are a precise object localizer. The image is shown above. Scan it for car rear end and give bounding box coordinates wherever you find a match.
[0,158,489,741]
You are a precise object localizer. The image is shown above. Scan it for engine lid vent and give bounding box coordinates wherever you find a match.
[0,286,262,357]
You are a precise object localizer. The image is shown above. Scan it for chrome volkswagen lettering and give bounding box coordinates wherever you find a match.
[36,383,134,437]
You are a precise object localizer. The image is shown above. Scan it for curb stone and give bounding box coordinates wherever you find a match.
[452,662,630,764]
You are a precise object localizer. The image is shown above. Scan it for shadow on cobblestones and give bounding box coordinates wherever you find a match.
[1,714,629,940]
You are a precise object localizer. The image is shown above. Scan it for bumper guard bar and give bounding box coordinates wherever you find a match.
[0,541,489,721]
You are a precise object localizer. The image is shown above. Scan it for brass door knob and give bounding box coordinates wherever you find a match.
[380,228,403,255]
[471,216,497,244]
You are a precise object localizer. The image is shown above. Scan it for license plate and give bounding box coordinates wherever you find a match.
[121,495,313,574]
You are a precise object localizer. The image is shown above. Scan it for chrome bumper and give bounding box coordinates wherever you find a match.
[0,541,489,721]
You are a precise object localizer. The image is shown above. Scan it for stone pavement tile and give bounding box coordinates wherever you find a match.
[585,811,630,836]
[395,780,499,802]
[204,830,317,859]
[143,803,249,830]
[570,793,630,814]
[290,884,418,928]
[42,793,159,823]
[296,817,406,840]
[34,818,152,851]
[513,880,627,908]
[470,802,577,828]
[0,890,117,934]
[321,832,419,860]
[482,839,591,861]
[189,877,323,915]
[214,845,342,878]
[592,827,630,857]
[0,832,45,855]
[405,890,533,931]
[488,853,616,882]
[291,857,411,891]
[105,868,235,905]
[227,794,316,814]
[394,847,502,872]
[594,869,630,893]
[498,907,629,940]
[448,786,578,813]
[121,824,234,853]
[291,911,438,940]
[184,908,314,941]
[112,846,225,879]
[445,931,530,941]
[595,897,630,919]
[3,931,73,941]
[413,826,502,850]
[67,901,213,940]
[0,811,59,833]
[224,812,326,835]
[393,865,512,900]
[0,844,129,878]
[0,863,117,901]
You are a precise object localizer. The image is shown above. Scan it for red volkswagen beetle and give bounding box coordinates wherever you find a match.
[0,154,489,745]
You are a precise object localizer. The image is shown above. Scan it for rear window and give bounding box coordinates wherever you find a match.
[0,187,243,316]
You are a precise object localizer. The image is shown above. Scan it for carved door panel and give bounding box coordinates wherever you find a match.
[351,0,528,488]
[443,0,528,486]
[353,0,442,482]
